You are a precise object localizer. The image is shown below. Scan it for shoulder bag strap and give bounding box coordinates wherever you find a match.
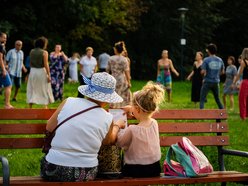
[51,105,100,133]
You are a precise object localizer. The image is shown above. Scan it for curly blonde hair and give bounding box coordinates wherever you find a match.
[133,81,165,113]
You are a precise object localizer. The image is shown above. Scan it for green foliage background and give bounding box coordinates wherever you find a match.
[1,0,248,80]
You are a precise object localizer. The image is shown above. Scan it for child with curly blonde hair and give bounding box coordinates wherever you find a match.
[114,81,165,177]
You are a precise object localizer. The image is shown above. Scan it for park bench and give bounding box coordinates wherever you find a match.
[0,108,248,186]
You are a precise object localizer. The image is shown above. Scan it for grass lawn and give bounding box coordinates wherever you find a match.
[0,79,247,186]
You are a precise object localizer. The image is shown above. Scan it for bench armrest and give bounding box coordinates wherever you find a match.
[222,148,248,157]
[0,156,10,186]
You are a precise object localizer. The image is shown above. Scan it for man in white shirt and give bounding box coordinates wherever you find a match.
[6,40,27,101]
[79,47,97,84]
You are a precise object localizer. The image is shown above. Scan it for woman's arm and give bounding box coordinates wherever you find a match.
[233,60,245,86]
[157,60,161,76]
[102,119,126,145]
[79,59,84,75]
[186,71,194,80]
[46,99,67,131]
[0,53,6,77]
[43,51,51,83]
[124,59,131,87]
[61,51,68,62]
[124,69,131,88]
[169,60,179,76]
[186,62,196,80]
[93,62,98,73]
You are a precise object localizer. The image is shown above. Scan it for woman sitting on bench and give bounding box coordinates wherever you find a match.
[40,72,123,182]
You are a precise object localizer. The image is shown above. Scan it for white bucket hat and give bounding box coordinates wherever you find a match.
[78,72,123,103]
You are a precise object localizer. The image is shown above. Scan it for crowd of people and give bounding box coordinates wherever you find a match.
[155,43,247,120]
[185,44,247,119]
[0,32,247,118]
[1,32,248,181]
[0,33,132,110]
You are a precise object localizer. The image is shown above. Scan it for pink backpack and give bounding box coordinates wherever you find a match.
[164,137,213,177]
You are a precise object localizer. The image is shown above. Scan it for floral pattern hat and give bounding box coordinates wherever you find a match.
[78,72,123,103]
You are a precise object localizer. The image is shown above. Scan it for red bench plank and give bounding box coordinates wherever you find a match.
[0,138,44,149]
[153,109,228,120]
[1,172,248,186]
[0,124,46,134]
[159,122,228,133]
[0,136,229,149]
[160,136,229,146]
[0,122,228,135]
[0,109,228,120]
[0,109,55,120]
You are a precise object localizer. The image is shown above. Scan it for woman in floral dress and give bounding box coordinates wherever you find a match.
[106,41,132,108]
[50,44,68,101]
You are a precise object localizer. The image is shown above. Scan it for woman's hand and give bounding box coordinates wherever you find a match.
[128,82,131,88]
[231,83,236,90]
[47,75,51,83]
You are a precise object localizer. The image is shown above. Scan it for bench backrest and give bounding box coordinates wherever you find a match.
[0,109,228,149]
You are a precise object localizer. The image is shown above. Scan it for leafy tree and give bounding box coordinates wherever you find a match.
[0,0,146,56]
[1,0,247,80]
[214,0,248,63]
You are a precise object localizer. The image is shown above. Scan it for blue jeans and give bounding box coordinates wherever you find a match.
[0,72,12,87]
[200,82,224,109]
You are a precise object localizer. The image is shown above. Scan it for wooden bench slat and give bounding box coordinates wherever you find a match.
[0,138,44,149]
[160,136,229,146]
[159,122,228,133]
[0,109,55,120]
[0,122,228,135]
[1,172,248,186]
[153,109,228,120]
[0,136,229,149]
[0,109,228,120]
[0,124,46,134]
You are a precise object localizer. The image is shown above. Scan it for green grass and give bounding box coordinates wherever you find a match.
[0,79,248,186]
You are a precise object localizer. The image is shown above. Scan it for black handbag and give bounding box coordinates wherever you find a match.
[42,105,100,154]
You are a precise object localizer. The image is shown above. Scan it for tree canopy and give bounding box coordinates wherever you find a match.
[1,0,248,80]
